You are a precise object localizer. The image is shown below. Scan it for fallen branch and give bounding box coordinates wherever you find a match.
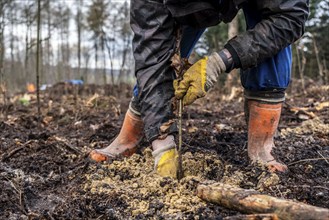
[197,183,329,220]
[3,176,27,214]
[1,140,34,161]
[288,157,329,166]
[317,151,329,165]
[52,136,82,154]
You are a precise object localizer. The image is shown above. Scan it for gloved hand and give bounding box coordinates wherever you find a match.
[174,52,226,105]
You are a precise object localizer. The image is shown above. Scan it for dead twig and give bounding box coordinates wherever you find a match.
[294,185,329,191]
[288,157,329,166]
[276,184,329,191]
[317,151,329,165]
[224,213,279,220]
[53,136,82,154]
[295,42,306,94]
[1,140,34,161]
[28,212,41,219]
[285,104,317,119]
[3,176,27,214]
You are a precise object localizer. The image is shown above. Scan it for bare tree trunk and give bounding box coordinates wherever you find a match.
[224,15,239,93]
[24,24,29,83]
[9,8,15,88]
[66,40,71,80]
[77,0,82,80]
[311,35,324,84]
[0,25,5,105]
[59,6,66,81]
[0,1,7,105]
[120,36,128,83]
[36,0,41,127]
[103,54,107,85]
[197,184,329,220]
[295,43,306,94]
[101,36,107,85]
[46,0,52,83]
[119,1,130,83]
[323,58,328,85]
[94,42,98,83]
[105,37,114,85]
[39,15,43,86]
[57,43,62,82]
[109,38,114,85]
[83,49,90,83]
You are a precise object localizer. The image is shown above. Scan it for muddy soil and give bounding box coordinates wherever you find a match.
[0,83,328,219]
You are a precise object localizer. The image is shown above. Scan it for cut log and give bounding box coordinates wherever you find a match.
[197,184,329,220]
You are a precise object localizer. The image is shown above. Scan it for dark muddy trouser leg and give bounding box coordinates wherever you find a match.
[130,0,177,142]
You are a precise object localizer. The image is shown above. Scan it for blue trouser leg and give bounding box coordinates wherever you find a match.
[240,3,292,102]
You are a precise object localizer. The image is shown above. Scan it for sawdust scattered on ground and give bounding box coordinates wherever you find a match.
[83,147,281,218]
[280,118,329,137]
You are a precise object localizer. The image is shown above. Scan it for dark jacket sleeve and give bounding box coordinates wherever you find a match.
[225,0,309,70]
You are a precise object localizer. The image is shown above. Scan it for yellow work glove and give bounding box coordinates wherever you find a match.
[174,52,226,106]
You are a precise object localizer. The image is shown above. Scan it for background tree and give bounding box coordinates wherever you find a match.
[301,0,329,84]
[0,0,12,102]
[87,0,110,84]
[76,0,83,81]
[0,0,327,95]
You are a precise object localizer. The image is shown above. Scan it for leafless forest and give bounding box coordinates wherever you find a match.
[0,0,329,219]
[0,0,328,93]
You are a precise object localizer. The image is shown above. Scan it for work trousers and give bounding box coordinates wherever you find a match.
[130,0,292,141]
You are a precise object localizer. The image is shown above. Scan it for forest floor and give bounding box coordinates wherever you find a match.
[0,82,329,219]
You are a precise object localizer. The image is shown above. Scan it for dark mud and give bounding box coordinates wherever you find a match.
[0,83,328,219]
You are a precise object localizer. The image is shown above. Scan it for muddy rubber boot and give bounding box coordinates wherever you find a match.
[152,135,178,179]
[89,109,144,162]
[247,100,288,172]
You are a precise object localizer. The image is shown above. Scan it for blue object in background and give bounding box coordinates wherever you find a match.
[66,79,84,85]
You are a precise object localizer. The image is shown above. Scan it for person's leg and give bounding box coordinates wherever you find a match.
[141,23,206,178]
[89,109,144,162]
[90,1,206,176]
[90,0,177,164]
[130,0,179,178]
[241,3,291,172]
[247,100,287,172]
[89,84,144,162]
[131,0,178,142]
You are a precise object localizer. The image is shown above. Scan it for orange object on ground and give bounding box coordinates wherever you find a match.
[247,100,287,172]
[89,109,144,162]
[27,83,36,93]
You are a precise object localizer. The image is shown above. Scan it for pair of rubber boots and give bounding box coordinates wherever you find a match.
[89,109,178,178]
[89,99,287,178]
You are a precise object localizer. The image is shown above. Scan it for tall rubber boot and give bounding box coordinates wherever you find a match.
[247,100,288,172]
[89,109,144,162]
